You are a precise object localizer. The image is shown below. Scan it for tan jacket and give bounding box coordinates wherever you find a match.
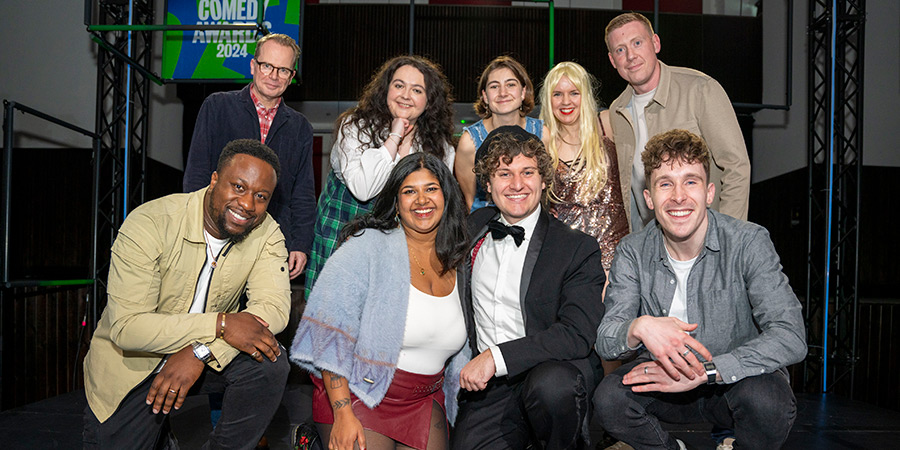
[83,188,290,422]
[610,61,751,230]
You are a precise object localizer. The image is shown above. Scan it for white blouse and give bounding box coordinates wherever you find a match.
[330,119,455,201]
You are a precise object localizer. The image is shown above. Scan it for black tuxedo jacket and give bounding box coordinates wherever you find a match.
[458,207,606,378]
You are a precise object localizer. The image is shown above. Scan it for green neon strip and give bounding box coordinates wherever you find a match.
[549,1,555,67]
[38,279,95,287]
[88,24,259,32]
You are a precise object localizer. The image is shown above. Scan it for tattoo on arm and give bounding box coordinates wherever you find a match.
[329,376,345,389]
[332,398,350,410]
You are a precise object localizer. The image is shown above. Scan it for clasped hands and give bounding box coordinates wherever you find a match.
[459,348,496,392]
[145,312,281,415]
[624,316,713,393]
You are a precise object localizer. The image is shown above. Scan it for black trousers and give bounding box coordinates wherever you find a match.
[451,357,600,450]
[83,350,289,450]
[593,358,796,450]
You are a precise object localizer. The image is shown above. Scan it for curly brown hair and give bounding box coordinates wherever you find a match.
[642,129,710,185]
[336,55,457,160]
[473,55,535,118]
[474,132,553,205]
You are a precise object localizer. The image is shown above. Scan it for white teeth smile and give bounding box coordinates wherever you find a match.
[668,210,690,217]
[506,194,527,200]
[560,108,575,114]
[229,209,249,221]
[414,208,433,214]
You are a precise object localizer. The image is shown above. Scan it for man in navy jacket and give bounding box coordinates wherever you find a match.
[184,33,315,279]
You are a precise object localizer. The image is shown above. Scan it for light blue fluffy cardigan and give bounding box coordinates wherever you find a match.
[290,227,471,423]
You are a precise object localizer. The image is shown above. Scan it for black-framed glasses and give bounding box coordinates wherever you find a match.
[254,58,295,79]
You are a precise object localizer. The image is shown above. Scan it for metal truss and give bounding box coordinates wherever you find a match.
[91,0,153,325]
[804,0,865,396]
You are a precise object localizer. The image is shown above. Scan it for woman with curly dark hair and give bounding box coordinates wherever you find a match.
[292,153,470,450]
[305,55,457,296]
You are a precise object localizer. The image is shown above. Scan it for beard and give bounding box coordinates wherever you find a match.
[215,212,251,244]
[207,196,253,244]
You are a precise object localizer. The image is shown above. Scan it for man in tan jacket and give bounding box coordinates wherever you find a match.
[83,139,291,449]
[605,12,751,232]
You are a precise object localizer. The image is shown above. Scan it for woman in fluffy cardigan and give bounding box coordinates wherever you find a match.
[291,153,470,450]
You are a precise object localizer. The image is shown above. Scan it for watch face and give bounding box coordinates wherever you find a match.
[193,343,211,361]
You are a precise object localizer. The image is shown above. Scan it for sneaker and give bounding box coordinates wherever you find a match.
[716,437,736,450]
[291,423,321,450]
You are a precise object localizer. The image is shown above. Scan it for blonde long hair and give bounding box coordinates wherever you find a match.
[539,62,609,204]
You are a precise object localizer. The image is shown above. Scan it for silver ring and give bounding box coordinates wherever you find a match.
[168,389,177,394]
[251,351,260,358]
[643,366,648,375]
[682,349,691,357]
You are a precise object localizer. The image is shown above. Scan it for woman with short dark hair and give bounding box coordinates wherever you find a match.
[455,55,543,211]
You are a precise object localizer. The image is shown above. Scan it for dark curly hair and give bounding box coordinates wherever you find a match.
[474,131,553,205]
[642,129,711,184]
[340,153,468,275]
[473,55,535,118]
[336,55,457,160]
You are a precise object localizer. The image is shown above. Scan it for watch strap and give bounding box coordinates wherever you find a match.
[703,361,717,384]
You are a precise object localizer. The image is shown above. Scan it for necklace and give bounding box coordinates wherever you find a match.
[411,252,426,276]
[558,134,581,146]
[204,232,221,268]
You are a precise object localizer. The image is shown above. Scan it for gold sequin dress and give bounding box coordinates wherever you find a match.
[549,133,629,270]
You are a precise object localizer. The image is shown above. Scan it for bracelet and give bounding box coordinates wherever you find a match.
[388,132,403,144]
[218,312,226,339]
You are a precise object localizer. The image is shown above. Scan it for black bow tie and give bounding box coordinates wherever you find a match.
[487,219,525,247]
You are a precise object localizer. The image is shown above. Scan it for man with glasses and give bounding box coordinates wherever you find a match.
[184,33,316,280]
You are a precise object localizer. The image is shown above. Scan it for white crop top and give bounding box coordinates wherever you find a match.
[396,280,467,375]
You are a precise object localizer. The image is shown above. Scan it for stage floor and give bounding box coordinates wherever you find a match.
[1,384,899,449]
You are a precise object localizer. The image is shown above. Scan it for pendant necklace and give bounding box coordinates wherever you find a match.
[411,251,426,276]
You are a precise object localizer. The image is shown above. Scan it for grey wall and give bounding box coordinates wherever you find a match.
[0,0,184,171]
[753,0,900,184]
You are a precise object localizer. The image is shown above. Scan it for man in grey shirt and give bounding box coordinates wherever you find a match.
[593,129,806,450]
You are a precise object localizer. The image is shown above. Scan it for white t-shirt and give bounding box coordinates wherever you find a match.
[190,231,230,314]
[629,88,657,230]
[665,245,697,325]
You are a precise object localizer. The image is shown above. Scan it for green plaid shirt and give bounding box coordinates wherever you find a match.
[305,171,374,297]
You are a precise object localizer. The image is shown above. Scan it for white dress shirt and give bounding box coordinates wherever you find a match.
[471,206,541,377]
[330,119,456,201]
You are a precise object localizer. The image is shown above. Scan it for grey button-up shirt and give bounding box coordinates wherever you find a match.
[596,209,806,384]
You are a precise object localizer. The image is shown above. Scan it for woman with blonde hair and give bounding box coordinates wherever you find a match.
[539,61,627,274]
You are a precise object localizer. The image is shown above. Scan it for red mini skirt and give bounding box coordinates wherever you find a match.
[311,368,446,450]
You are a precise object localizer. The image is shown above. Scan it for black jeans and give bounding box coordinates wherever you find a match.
[451,358,599,450]
[593,358,796,450]
[84,350,289,450]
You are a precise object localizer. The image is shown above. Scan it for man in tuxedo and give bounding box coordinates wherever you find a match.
[451,126,606,450]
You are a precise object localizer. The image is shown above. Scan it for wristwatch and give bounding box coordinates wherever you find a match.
[192,342,216,364]
[703,361,718,384]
